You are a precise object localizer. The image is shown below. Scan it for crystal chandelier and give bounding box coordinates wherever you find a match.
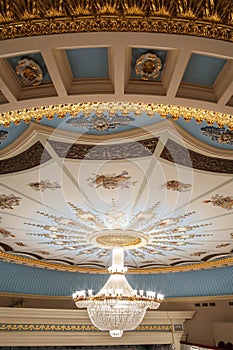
[73,247,164,337]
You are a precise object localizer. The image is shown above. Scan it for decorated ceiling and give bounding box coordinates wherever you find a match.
[0,0,233,298]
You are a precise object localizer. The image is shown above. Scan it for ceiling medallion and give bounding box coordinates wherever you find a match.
[88,229,150,249]
[25,201,212,268]
[1,102,232,129]
[66,113,135,131]
[15,58,43,86]
[135,53,162,80]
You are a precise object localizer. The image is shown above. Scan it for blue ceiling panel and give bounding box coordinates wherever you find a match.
[131,48,167,80]
[182,54,227,87]
[7,52,51,84]
[66,47,109,79]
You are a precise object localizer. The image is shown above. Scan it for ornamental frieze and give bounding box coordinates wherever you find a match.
[0,0,232,42]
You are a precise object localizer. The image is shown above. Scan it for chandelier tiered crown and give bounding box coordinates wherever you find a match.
[73,247,164,337]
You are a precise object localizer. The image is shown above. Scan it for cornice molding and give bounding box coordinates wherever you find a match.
[0,102,232,129]
[0,0,232,42]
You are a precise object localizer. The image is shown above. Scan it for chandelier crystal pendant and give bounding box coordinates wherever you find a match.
[73,247,164,337]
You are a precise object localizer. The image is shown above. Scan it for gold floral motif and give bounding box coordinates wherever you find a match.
[16,58,43,86]
[135,53,162,80]
[0,1,232,41]
[0,102,232,129]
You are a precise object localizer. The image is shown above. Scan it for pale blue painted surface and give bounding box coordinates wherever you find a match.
[175,119,233,150]
[182,54,227,87]
[66,48,109,79]
[0,261,233,297]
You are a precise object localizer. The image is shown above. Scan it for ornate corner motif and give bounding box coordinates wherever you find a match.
[0,141,51,175]
[0,130,8,144]
[160,139,233,174]
[0,102,232,129]
[0,1,232,42]
[201,126,233,145]
[16,58,43,86]
[66,113,135,131]
[135,53,162,80]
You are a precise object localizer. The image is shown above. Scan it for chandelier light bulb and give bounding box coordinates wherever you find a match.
[73,247,164,337]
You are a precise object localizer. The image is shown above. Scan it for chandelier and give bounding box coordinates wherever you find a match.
[73,247,164,337]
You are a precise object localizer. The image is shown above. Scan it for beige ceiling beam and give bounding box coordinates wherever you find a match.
[41,48,69,97]
[110,44,130,98]
[0,59,19,103]
[214,60,233,106]
[163,49,191,98]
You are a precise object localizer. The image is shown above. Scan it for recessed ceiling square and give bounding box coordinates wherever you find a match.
[66,47,109,79]
[182,53,227,87]
[7,52,51,86]
[131,48,167,81]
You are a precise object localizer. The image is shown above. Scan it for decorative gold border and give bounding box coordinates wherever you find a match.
[1,102,232,129]
[1,251,233,274]
[0,323,172,332]
[0,0,232,42]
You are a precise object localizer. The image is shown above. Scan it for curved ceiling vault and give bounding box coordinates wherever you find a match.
[0,0,233,299]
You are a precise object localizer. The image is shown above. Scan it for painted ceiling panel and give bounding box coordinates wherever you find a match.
[0,122,232,275]
[182,54,227,87]
[66,48,109,79]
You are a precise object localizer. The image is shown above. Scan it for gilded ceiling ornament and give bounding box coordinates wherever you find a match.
[0,130,8,144]
[203,194,233,210]
[87,171,136,190]
[25,203,212,263]
[0,1,232,41]
[0,228,16,238]
[28,180,61,192]
[201,126,233,145]
[160,180,192,192]
[1,102,232,129]
[216,243,230,248]
[0,194,22,210]
[15,242,27,247]
[66,114,135,131]
[190,251,207,257]
[15,58,43,86]
[135,53,162,80]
